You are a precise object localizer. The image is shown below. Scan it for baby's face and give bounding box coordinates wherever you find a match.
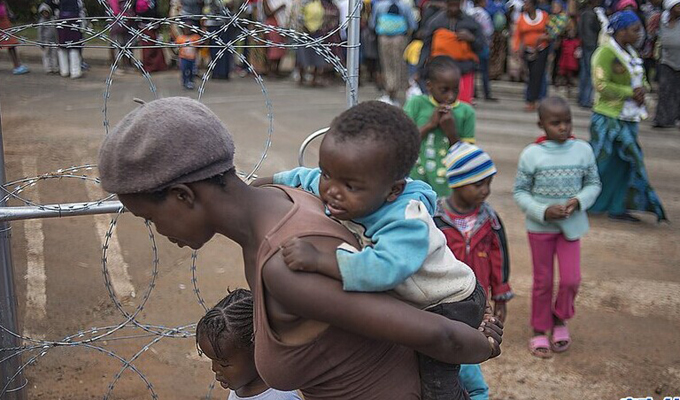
[317,134,400,221]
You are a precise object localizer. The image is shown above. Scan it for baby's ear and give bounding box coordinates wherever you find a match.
[386,179,407,202]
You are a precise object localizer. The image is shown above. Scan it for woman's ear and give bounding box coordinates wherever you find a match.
[387,179,407,202]
[168,184,196,207]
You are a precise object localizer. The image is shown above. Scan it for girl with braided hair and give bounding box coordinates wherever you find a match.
[197,289,302,400]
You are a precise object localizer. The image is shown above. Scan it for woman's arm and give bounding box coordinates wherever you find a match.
[261,246,500,365]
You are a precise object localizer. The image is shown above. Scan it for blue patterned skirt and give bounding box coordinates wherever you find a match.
[589,113,666,221]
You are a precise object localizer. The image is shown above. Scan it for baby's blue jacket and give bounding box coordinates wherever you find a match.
[274,167,436,292]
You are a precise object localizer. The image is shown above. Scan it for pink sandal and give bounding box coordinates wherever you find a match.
[551,325,572,353]
[529,335,553,359]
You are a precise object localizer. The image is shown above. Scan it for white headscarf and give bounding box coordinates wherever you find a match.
[662,0,680,24]
[664,0,680,10]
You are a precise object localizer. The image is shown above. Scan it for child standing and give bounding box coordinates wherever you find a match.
[435,142,513,400]
[436,141,513,323]
[406,55,477,197]
[176,25,201,89]
[556,20,580,96]
[513,96,601,359]
[38,2,59,74]
[255,100,488,400]
[196,289,303,400]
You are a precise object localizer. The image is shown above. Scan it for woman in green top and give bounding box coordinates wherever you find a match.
[589,11,666,222]
[405,56,476,197]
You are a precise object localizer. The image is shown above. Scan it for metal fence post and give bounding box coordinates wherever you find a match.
[346,0,361,108]
[0,104,27,400]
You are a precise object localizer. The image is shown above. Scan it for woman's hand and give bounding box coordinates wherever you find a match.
[633,87,646,105]
[457,29,475,43]
[493,300,507,324]
[479,315,503,359]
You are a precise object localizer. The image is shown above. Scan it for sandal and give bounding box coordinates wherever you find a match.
[551,325,571,353]
[529,335,552,359]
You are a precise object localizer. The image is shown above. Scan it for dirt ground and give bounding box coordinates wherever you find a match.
[0,60,679,400]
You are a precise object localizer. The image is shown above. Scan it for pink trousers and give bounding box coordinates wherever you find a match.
[458,72,475,104]
[528,232,581,332]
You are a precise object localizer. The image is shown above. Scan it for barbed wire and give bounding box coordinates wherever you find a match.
[0,0,359,396]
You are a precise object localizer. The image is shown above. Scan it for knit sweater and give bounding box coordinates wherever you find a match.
[513,139,602,240]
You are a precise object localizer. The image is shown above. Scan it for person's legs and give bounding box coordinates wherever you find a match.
[590,147,631,216]
[8,47,20,68]
[180,58,190,87]
[578,48,594,107]
[654,64,680,127]
[526,48,549,105]
[458,73,476,104]
[528,232,558,334]
[480,53,493,99]
[459,364,489,400]
[553,236,581,324]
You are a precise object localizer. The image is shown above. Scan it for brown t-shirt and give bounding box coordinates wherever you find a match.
[253,185,421,400]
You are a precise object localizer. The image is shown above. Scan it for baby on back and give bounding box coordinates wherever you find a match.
[255,101,486,400]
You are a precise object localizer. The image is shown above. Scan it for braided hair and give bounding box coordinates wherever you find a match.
[196,288,254,359]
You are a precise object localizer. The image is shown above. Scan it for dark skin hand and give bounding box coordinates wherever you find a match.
[565,198,580,215]
[421,106,458,144]
[633,87,646,105]
[545,204,569,220]
[456,29,475,43]
[493,301,507,324]
[438,108,458,144]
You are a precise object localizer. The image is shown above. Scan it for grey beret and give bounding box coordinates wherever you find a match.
[98,97,235,194]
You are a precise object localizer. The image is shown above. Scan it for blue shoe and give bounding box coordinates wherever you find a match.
[12,65,29,75]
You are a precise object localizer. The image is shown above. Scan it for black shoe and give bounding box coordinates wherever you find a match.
[651,122,675,129]
[485,96,499,102]
[608,213,641,222]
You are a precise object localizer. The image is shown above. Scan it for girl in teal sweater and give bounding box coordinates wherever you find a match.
[513,97,601,359]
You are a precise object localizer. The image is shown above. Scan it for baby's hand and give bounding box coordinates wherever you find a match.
[281,237,321,272]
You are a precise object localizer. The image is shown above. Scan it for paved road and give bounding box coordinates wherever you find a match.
[1,60,679,399]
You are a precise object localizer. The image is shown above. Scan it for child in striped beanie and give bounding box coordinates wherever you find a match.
[434,141,513,399]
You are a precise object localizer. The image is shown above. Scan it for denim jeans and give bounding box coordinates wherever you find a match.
[478,47,492,98]
[578,47,595,107]
[180,58,195,88]
[418,282,487,400]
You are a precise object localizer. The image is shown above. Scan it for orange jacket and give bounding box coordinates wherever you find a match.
[512,11,549,53]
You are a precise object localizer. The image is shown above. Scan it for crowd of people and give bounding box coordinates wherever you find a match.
[92,2,670,392]
[1,0,675,398]
[1,0,680,126]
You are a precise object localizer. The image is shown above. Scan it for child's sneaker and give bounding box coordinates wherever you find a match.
[185,82,195,90]
[12,65,30,75]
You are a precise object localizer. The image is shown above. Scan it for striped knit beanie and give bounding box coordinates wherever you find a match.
[443,142,497,188]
